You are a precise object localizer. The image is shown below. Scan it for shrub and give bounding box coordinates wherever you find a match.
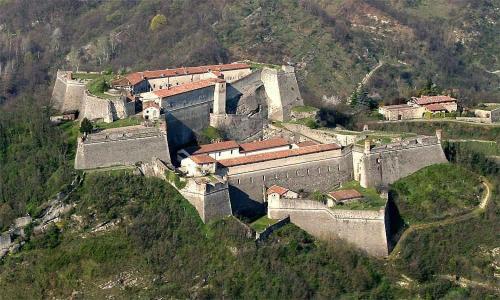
[79,118,93,134]
[150,14,167,31]
[87,77,110,95]
[305,118,319,129]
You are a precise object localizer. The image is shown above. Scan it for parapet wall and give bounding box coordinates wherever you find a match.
[268,198,389,257]
[51,70,86,112]
[261,66,303,121]
[75,126,171,169]
[353,137,448,188]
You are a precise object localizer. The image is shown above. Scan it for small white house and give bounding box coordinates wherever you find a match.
[266,185,298,202]
[180,154,217,177]
[143,101,161,121]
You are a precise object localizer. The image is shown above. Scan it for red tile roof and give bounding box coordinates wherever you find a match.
[190,154,217,164]
[415,95,456,105]
[425,103,447,112]
[190,140,240,155]
[218,143,341,167]
[152,78,224,99]
[296,141,319,147]
[328,189,363,201]
[267,185,289,196]
[125,63,250,85]
[143,101,160,110]
[239,138,290,153]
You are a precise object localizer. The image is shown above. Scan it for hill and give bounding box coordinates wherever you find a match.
[0,0,498,106]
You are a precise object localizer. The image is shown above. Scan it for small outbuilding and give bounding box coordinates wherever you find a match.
[327,189,363,207]
[180,154,217,177]
[143,101,161,121]
[267,185,299,202]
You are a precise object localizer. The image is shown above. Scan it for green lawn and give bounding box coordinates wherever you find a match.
[250,216,277,232]
[390,164,483,224]
[95,117,141,130]
[331,181,386,210]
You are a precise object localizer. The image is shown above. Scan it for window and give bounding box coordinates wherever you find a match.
[237,179,240,185]
[262,175,266,181]
[250,177,254,183]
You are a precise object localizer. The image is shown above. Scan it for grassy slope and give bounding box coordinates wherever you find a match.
[0,172,399,299]
[390,164,483,224]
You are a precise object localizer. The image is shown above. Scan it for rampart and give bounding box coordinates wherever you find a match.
[75,126,171,169]
[51,70,86,112]
[79,90,134,123]
[223,148,353,216]
[261,66,303,121]
[268,198,389,257]
[210,113,264,141]
[353,136,448,188]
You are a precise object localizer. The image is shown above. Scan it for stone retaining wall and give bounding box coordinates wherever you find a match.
[268,198,388,256]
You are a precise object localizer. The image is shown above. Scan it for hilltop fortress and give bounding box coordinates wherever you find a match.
[51,62,449,257]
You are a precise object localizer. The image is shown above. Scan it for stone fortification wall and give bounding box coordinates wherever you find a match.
[223,149,353,216]
[261,66,303,121]
[353,136,448,188]
[51,70,86,112]
[268,198,389,256]
[180,178,232,223]
[282,123,339,144]
[164,86,214,149]
[75,126,171,169]
[210,114,264,141]
[80,91,134,123]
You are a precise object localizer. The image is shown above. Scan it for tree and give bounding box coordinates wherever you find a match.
[150,14,167,31]
[79,118,93,134]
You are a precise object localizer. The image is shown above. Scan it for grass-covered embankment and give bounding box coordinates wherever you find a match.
[390,164,483,224]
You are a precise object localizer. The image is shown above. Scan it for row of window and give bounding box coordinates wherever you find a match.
[233,165,342,185]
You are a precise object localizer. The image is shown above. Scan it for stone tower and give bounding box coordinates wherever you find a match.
[213,80,227,115]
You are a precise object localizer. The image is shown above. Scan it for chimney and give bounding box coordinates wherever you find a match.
[364,139,371,154]
[436,129,442,143]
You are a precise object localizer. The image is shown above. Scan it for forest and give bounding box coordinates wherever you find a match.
[0,0,499,107]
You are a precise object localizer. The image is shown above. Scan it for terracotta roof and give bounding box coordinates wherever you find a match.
[190,154,216,164]
[425,103,447,112]
[190,140,240,155]
[239,138,290,153]
[296,141,319,147]
[143,101,160,110]
[415,95,456,105]
[218,143,341,167]
[152,78,224,99]
[125,63,250,85]
[328,189,362,201]
[267,185,289,196]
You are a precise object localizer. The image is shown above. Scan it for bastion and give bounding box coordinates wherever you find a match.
[75,125,171,170]
[352,131,448,188]
[268,197,389,257]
